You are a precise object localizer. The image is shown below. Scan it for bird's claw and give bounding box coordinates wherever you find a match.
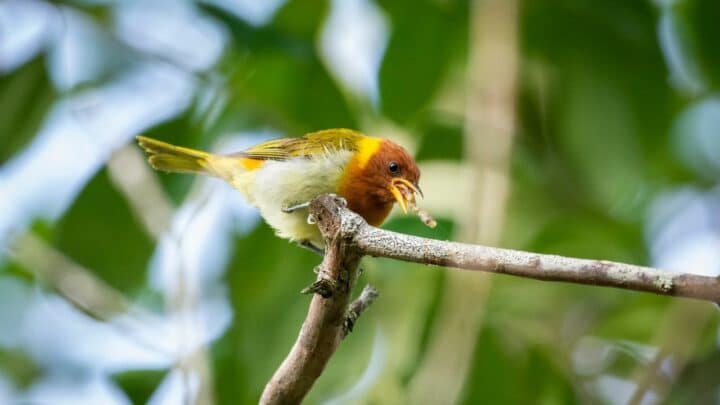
[327,193,347,207]
[299,240,324,257]
[282,201,310,214]
[285,195,345,215]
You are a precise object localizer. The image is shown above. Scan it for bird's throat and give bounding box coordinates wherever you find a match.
[346,198,393,227]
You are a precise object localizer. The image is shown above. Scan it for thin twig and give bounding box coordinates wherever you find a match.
[261,195,720,404]
[343,284,379,337]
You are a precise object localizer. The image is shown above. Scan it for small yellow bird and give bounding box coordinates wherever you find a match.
[137,129,423,253]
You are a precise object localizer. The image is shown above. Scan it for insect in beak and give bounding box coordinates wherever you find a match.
[390,178,421,214]
[414,181,424,199]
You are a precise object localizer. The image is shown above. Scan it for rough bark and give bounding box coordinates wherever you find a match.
[261,195,720,404]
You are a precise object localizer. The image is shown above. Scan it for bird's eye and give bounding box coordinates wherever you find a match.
[388,161,400,175]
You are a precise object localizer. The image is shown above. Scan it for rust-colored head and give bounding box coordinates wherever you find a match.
[339,139,422,226]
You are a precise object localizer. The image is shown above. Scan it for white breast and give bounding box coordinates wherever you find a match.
[229,151,353,245]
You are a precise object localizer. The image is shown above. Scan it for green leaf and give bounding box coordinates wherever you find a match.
[206,2,356,133]
[0,57,55,165]
[230,51,356,132]
[667,349,720,404]
[414,115,464,162]
[378,0,468,123]
[271,0,328,40]
[518,0,685,222]
[461,327,577,404]
[52,168,154,293]
[400,268,446,385]
[525,214,646,264]
[113,369,167,405]
[0,347,41,389]
[687,0,720,89]
[212,223,321,403]
[383,217,454,240]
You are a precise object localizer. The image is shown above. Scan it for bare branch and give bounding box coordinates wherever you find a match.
[343,284,379,337]
[354,222,720,302]
[262,195,720,404]
[260,196,365,405]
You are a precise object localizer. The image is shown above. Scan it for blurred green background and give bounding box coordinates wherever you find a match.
[1,0,719,404]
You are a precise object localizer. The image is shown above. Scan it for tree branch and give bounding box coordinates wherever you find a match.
[261,195,720,404]
[260,195,367,405]
[354,224,720,302]
[343,284,379,337]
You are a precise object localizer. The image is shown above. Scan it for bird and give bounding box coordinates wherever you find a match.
[137,128,423,254]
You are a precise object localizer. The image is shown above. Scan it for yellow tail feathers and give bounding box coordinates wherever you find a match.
[136,136,214,175]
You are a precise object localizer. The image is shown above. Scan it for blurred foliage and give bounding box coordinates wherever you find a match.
[462,328,577,404]
[0,57,55,165]
[414,115,464,162]
[206,1,357,133]
[113,369,166,405]
[0,348,40,389]
[668,350,720,404]
[378,0,468,123]
[53,169,154,292]
[685,0,720,87]
[214,224,320,403]
[1,0,719,403]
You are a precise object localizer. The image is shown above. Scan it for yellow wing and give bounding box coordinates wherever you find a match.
[233,128,367,161]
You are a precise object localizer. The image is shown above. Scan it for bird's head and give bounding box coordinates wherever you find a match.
[364,139,422,213]
[340,138,422,226]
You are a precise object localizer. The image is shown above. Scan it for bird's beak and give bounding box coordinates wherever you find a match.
[414,181,424,199]
[390,178,422,214]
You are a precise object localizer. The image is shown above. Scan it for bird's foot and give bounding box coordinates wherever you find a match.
[283,194,346,215]
[282,201,310,214]
[298,240,325,257]
[327,193,347,207]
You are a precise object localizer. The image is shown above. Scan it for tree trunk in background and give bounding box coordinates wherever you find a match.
[407,0,518,403]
